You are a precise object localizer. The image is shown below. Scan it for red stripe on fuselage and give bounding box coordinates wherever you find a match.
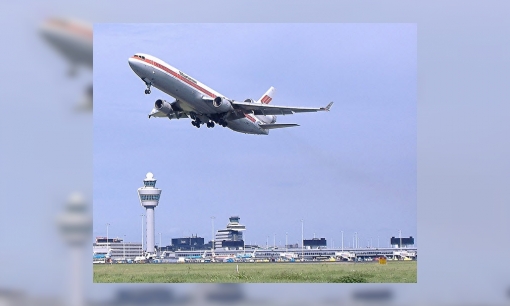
[245,114,256,123]
[131,56,217,99]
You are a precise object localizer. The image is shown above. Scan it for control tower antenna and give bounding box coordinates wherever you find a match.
[137,172,162,254]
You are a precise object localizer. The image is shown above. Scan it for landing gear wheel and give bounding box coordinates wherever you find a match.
[144,83,152,94]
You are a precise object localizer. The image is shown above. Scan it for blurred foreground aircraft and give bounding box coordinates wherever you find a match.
[40,17,93,110]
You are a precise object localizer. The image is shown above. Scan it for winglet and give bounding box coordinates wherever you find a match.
[322,102,334,111]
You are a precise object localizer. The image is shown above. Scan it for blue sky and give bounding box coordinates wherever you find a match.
[93,23,416,249]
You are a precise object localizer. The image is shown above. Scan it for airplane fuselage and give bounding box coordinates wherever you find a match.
[129,54,269,135]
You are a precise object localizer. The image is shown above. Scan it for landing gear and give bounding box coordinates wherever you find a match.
[144,82,152,94]
[218,119,228,127]
[206,121,215,128]
[191,118,202,128]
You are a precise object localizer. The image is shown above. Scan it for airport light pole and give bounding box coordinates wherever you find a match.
[106,223,110,251]
[399,229,402,250]
[159,232,162,255]
[301,219,304,260]
[286,232,288,252]
[274,233,276,249]
[123,234,126,259]
[341,231,344,252]
[354,232,357,249]
[211,216,215,250]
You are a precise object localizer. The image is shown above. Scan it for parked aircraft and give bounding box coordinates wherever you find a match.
[210,250,236,262]
[184,250,208,262]
[128,53,333,135]
[236,249,257,260]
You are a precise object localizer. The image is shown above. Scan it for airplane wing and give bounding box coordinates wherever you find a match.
[148,108,189,119]
[232,101,333,116]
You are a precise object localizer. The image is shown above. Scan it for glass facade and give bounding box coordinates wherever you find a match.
[144,180,156,187]
[140,194,160,201]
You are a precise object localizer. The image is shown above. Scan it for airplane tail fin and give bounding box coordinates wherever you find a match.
[257,86,275,104]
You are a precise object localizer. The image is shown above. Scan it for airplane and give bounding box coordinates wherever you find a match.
[128,53,333,135]
[93,249,112,263]
[39,17,93,109]
[184,250,209,262]
[236,249,257,260]
[210,250,236,262]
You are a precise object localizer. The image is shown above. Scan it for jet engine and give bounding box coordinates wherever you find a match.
[212,96,234,112]
[155,99,173,115]
[255,114,277,124]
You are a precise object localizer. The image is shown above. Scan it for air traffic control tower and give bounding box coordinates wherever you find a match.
[138,172,161,254]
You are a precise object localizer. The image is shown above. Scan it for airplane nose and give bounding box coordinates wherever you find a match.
[128,57,144,75]
[128,57,136,68]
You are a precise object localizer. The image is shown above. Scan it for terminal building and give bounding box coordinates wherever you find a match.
[158,235,212,252]
[390,236,415,248]
[303,238,327,249]
[93,237,142,260]
[214,216,246,250]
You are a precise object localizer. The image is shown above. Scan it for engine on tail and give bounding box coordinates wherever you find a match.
[255,114,277,124]
[212,96,234,112]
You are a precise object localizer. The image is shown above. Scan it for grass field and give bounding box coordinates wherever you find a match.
[94,261,416,283]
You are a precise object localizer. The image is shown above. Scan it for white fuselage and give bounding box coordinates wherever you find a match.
[40,18,93,69]
[128,54,269,135]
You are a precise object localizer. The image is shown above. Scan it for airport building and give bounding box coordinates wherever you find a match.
[93,237,142,260]
[303,238,327,249]
[214,216,246,250]
[390,236,415,248]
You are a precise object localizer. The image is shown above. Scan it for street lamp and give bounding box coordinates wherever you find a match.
[211,216,215,250]
[285,232,288,252]
[106,223,110,251]
[159,232,162,255]
[123,234,126,259]
[341,231,344,252]
[301,219,304,260]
